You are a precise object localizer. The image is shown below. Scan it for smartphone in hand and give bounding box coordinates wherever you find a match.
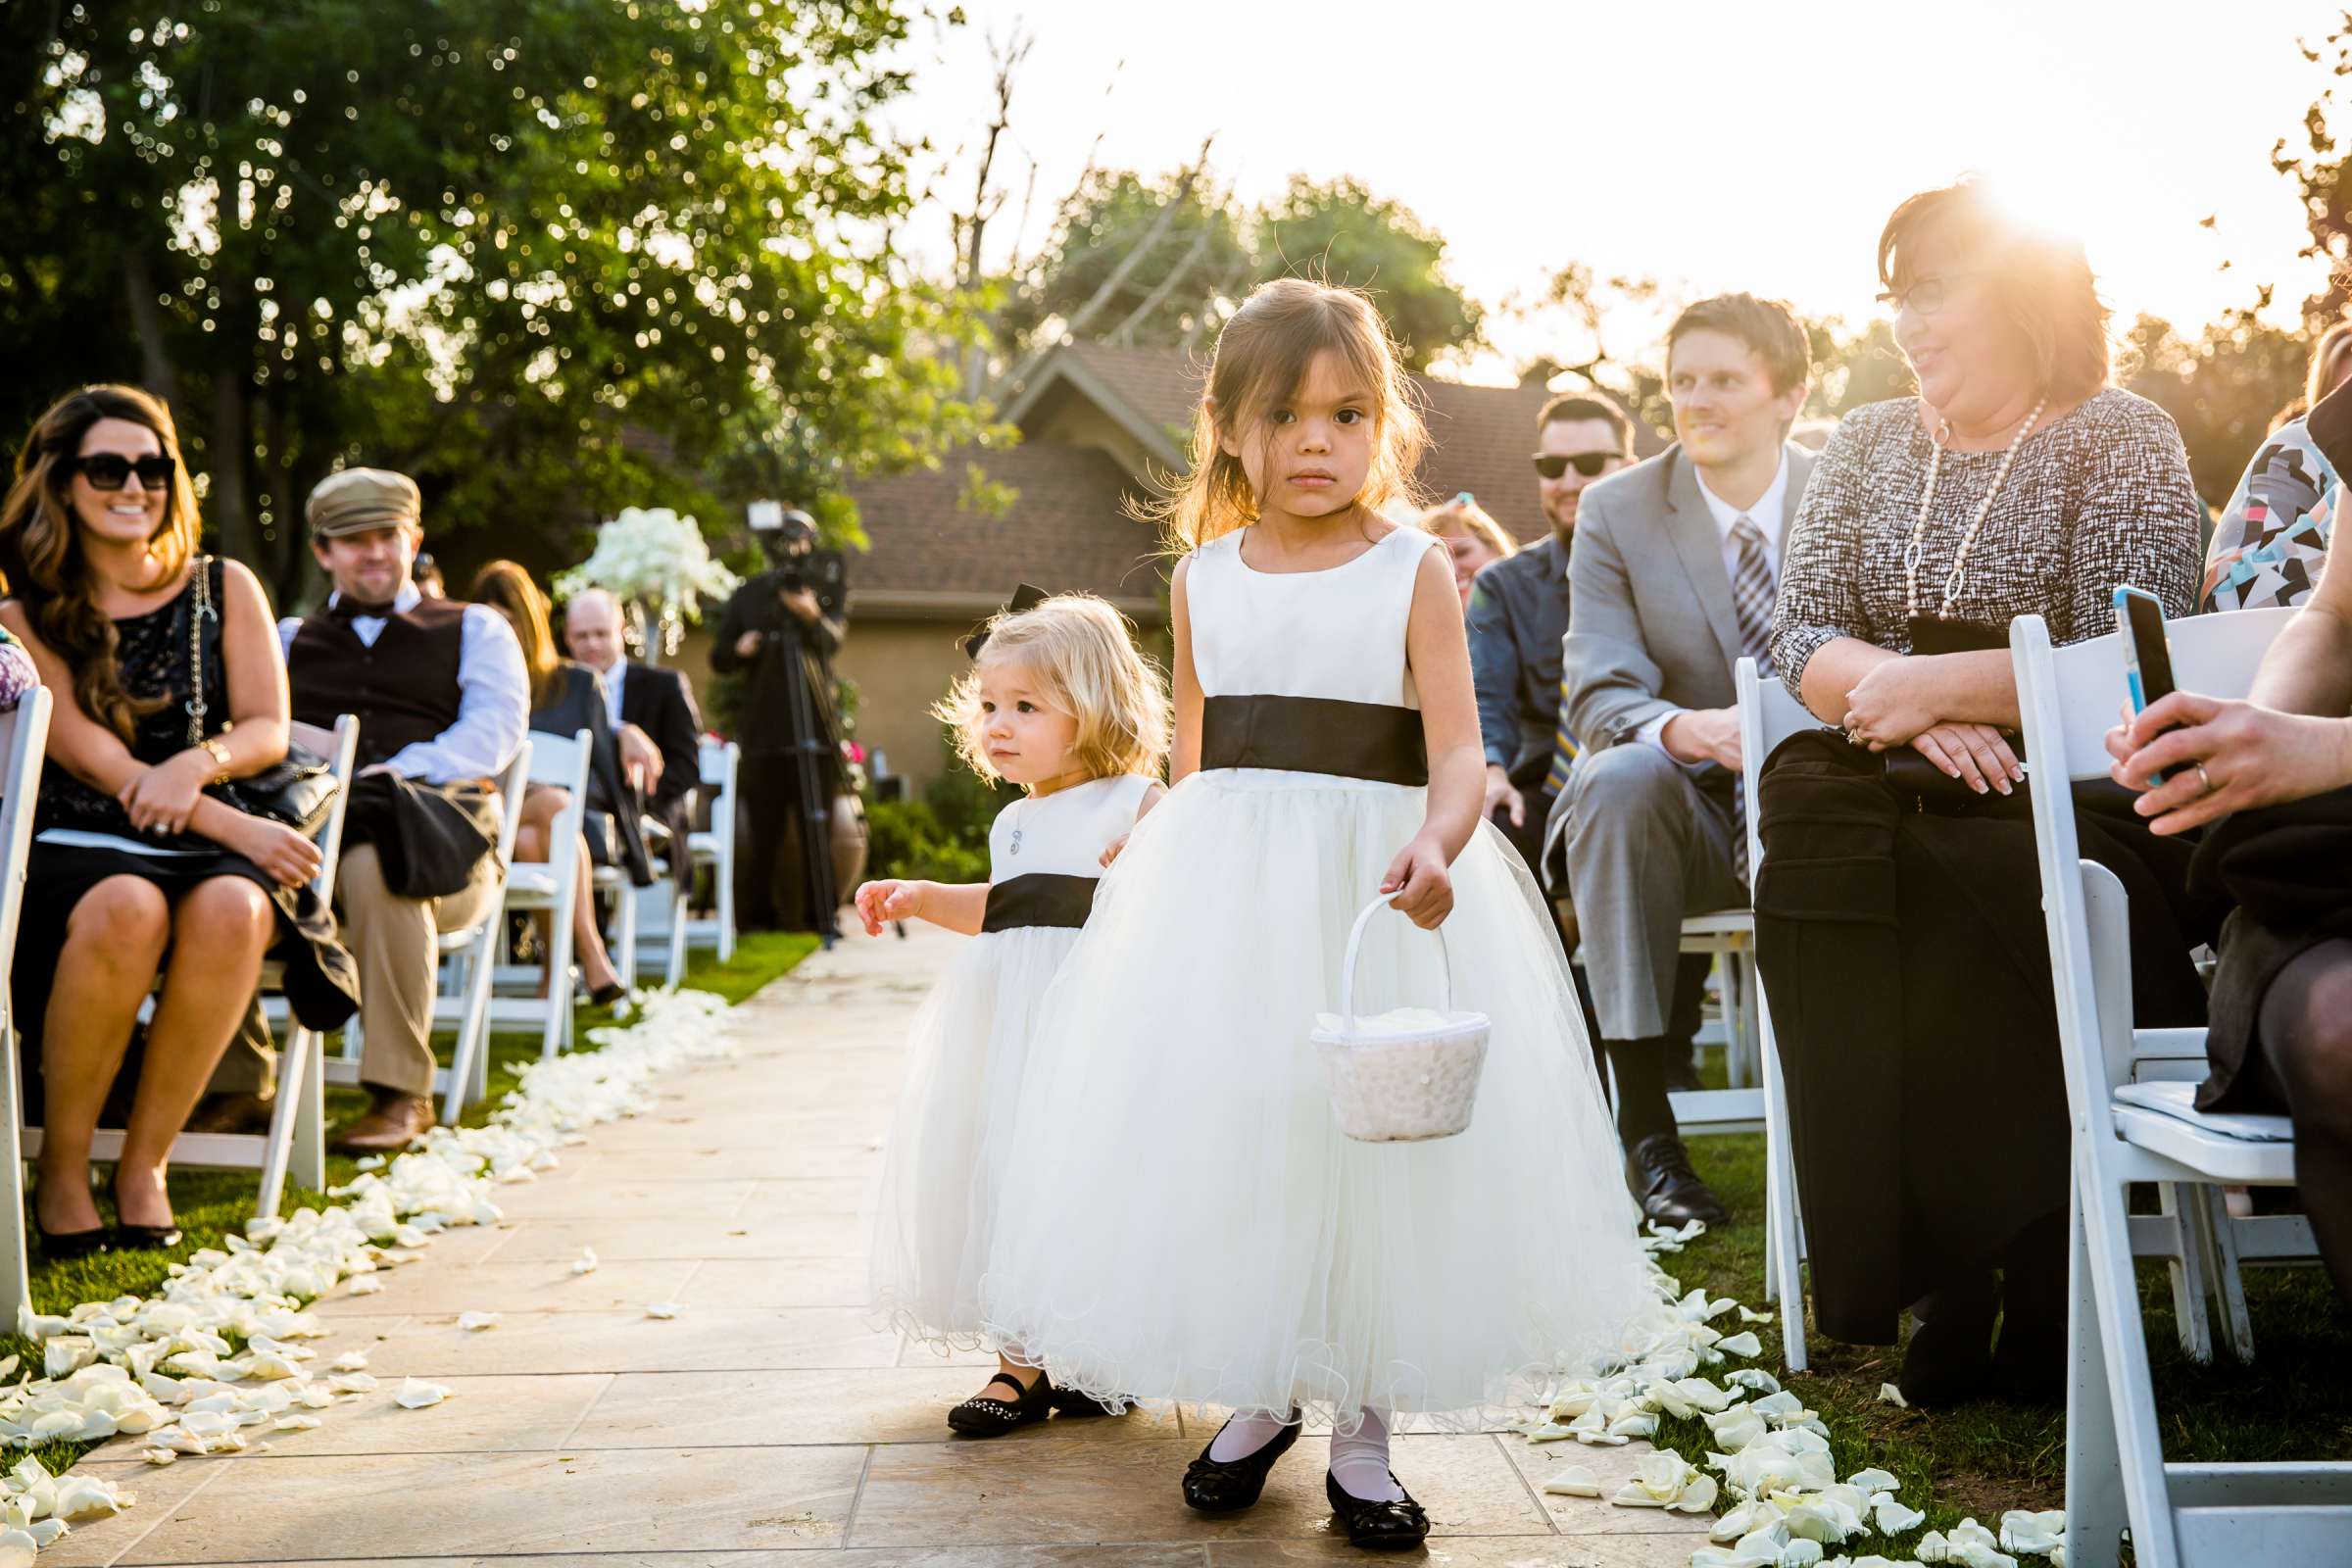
[2114,586,2178,785]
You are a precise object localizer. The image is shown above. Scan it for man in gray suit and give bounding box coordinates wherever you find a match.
[1544,294,1816,1225]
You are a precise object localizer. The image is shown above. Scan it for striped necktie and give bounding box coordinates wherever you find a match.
[1729,514,1775,672]
[1727,514,1775,883]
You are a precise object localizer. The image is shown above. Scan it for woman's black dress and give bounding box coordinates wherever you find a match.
[12,560,356,1116]
[532,662,655,889]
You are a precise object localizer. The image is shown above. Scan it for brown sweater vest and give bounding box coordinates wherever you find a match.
[289,599,468,768]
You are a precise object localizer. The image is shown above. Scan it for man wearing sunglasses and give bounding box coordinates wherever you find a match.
[1543,293,1817,1227]
[1466,393,1634,883]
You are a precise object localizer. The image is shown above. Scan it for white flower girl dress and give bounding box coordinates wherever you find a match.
[870,772,1154,1348]
[983,525,1656,1426]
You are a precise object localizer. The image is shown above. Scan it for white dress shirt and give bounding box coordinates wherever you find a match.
[601,658,628,731]
[1636,451,1790,755]
[279,582,531,785]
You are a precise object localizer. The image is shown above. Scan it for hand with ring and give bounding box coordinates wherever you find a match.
[2105,690,2352,835]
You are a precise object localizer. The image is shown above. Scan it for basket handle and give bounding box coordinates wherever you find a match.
[1338,894,1455,1033]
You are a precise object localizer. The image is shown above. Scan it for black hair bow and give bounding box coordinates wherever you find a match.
[961,582,1051,659]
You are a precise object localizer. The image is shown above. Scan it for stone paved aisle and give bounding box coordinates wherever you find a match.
[48,924,1711,1567]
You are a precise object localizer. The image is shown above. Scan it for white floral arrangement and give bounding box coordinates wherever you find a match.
[554,507,740,656]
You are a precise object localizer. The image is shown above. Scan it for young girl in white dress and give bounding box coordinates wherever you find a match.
[860,592,1167,1437]
[980,279,1656,1547]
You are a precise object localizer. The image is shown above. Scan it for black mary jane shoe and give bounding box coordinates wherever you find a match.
[947,1369,1054,1437]
[1182,1413,1301,1513]
[1325,1469,1431,1550]
[1897,1271,1999,1409]
[108,1175,182,1252]
[1050,1385,1124,1419]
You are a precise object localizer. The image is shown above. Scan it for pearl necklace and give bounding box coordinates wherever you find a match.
[1903,395,2048,620]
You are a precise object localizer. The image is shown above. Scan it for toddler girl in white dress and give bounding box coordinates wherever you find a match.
[861,592,1166,1436]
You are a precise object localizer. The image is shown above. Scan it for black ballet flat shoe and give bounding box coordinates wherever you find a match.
[947,1369,1054,1437]
[1050,1385,1123,1419]
[34,1217,111,1261]
[1897,1272,1999,1409]
[1325,1469,1431,1550]
[1182,1413,1301,1513]
[587,982,628,1008]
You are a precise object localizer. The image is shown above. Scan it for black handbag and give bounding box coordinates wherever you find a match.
[185,557,339,837]
[1879,615,2033,819]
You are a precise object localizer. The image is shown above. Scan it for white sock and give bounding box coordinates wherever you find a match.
[1329,1407,1405,1501]
[1207,1407,1296,1463]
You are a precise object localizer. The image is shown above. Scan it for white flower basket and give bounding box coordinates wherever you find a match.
[1310,896,1492,1143]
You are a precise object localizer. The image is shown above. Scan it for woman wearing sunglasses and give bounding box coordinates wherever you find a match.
[0,384,353,1258]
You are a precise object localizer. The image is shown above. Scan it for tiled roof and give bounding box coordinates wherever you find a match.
[846,442,1166,611]
[1056,340,1205,443]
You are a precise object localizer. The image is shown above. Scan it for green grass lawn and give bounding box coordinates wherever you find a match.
[1649,1119,2352,1546]
[6,928,817,1477]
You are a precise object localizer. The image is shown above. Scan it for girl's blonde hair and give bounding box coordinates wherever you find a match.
[1419,496,1515,563]
[935,593,1169,784]
[1154,277,1429,550]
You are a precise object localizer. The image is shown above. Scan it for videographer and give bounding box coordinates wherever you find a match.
[710,506,848,934]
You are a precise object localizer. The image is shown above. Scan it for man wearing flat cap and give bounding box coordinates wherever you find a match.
[204,467,529,1152]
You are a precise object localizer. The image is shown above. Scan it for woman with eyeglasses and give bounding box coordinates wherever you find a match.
[0,385,355,1258]
[1751,180,2208,1406]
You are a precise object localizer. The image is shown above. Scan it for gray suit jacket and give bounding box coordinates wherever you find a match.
[1539,441,1817,878]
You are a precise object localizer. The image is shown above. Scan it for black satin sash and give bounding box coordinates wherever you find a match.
[981,872,1099,933]
[1199,694,1428,786]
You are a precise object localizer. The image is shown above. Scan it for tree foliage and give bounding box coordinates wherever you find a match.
[996,169,1483,371]
[1,0,990,605]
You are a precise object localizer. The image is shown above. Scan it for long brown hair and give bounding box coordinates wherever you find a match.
[1153,277,1429,550]
[0,384,203,743]
[469,559,565,709]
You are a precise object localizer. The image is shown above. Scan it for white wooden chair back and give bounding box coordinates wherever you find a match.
[1736,656,1820,877]
[2012,607,2349,1567]
[0,689,55,1320]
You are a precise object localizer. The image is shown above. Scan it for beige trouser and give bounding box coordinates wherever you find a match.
[214,843,501,1101]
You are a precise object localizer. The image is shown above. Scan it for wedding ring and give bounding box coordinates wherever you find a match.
[2194,762,2215,796]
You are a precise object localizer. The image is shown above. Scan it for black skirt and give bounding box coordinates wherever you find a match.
[1751,731,2212,1344]
[12,839,359,1121]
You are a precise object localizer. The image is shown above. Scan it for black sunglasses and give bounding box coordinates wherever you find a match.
[1532,452,1619,480]
[71,454,175,492]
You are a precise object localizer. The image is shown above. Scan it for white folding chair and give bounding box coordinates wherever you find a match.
[2013,606,2348,1568]
[322,738,532,1126]
[0,689,56,1320]
[4,708,358,1321]
[1733,658,1816,1372]
[626,812,693,990]
[487,729,594,1060]
[592,861,639,989]
[686,739,739,963]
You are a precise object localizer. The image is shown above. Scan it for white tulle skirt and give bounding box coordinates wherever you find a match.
[980,768,1658,1428]
[871,924,1078,1350]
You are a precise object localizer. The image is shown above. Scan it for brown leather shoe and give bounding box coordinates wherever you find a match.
[184,1091,275,1137]
[333,1090,436,1154]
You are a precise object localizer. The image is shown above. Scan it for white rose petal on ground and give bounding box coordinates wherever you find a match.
[645,1301,680,1319]
[1878,1382,1908,1407]
[1715,1330,1764,1357]
[347,1276,386,1297]
[1872,1493,1928,1535]
[456,1311,501,1332]
[570,1247,600,1276]
[1541,1463,1603,1497]
[1999,1509,2066,1555]
[329,1350,369,1373]
[393,1378,453,1410]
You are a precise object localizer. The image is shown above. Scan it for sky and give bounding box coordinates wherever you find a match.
[879,1,2347,384]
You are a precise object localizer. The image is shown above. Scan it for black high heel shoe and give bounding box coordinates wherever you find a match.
[34,1215,111,1261]
[947,1368,1054,1437]
[1182,1412,1300,1513]
[107,1172,181,1251]
[1325,1470,1431,1549]
[1897,1270,1998,1409]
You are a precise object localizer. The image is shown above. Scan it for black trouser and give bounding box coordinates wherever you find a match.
[736,752,835,935]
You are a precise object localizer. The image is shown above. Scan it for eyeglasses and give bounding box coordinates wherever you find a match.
[1532,452,1621,480]
[1876,271,1977,318]
[71,454,175,492]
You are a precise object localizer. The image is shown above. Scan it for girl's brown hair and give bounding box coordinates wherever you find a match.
[0,384,203,743]
[1154,277,1429,550]
[471,560,565,710]
[1879,178,2111,406]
